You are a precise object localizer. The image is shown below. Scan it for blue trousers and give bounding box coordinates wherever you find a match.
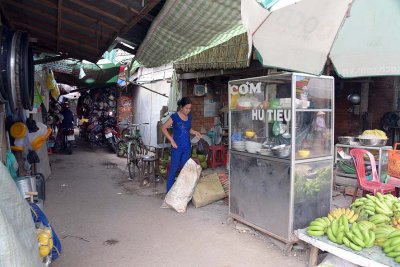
[166,147,191,192]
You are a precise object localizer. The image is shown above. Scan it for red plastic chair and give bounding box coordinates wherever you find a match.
[350,148,396,203]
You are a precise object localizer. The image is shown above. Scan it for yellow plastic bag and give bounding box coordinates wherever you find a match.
[46,70,60,97]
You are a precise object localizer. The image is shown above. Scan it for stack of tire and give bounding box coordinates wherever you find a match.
[0,25,34,113]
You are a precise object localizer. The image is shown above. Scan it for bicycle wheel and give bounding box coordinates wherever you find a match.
[121,128,130,140]
[127,142,137,180]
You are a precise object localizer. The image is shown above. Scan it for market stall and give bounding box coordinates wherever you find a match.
[228,73,334,243]
[0,24,62,266]
[300,192,400,267]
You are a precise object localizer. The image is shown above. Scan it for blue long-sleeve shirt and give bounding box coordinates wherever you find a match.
[60,108,74,129]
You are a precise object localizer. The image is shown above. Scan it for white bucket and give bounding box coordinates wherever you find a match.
[15,176,36,199]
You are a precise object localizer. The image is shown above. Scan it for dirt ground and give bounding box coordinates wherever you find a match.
[44,142,309,267]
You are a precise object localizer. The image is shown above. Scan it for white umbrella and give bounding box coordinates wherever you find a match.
[242,0,400,78]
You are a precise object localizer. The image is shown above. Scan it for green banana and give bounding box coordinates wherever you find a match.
[387,251,400,258]
[375,200,391,212]
[343,236,350,247]
[389,237,400,248]
[331,219,339,236]
[327,227,337,243]
[366,231,375,248]
[348,241,362,251]
[360,227,370,246]
[363,205,375,211]
[315,218,327,225]
[336,231,344,245]
[352,223,363,240]
[307,225,325,232]
[388,231,400,239]
[306,229,324,236]
[376,206,393,216]
[322,217,331,226]
[351,235,366,247]
[310,221,326,228]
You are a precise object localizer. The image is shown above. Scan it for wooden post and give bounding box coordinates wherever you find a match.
[308,245,319,267]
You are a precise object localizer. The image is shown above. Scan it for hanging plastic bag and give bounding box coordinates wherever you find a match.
[46,70,60,98]
[196,138,209,155]
[6,150,18,179]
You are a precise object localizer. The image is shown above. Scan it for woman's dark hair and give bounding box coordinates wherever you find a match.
[177,97,192,108]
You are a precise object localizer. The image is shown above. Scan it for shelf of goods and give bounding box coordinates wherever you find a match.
[228,72,335,243]
[334,144,392,186]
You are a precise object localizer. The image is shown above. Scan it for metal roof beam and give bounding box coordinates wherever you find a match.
[69,0,128,25]
[34,54,70,65]
[106,0,153,21]
[57,0,63,51]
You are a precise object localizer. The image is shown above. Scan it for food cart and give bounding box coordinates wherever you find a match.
[228,73,335,243]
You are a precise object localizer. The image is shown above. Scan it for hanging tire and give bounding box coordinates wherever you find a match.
[0,26,9,102]
[6,30,17,112]
[19,32,31,110]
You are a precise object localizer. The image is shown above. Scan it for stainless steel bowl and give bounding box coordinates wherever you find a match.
[357,138,387,147]
[337,136,357,144]
[271,144,291,158]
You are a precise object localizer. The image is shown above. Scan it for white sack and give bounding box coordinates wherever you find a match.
[163,158,202,213]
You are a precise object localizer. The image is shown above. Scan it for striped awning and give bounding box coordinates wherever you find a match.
[132,0,246,68]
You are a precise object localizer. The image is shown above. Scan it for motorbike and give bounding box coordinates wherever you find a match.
[104,125,119,153]
[87,123,104,148]
[62,128,75,154]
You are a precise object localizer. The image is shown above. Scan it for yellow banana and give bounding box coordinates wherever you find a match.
[349,213,359,223]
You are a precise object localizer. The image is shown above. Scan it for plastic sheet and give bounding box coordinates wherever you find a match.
[0,162,42,267]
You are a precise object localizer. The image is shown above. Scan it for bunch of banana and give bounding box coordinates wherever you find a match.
[306,217,331,236]
[374,225,397,247]
[351,193,395,218]
[382,230,400,263]
[361,129,387,139]
[326,215,349,245]
[369,214,391,225]
[351,198,377,218]
[392,216,400,229]
[305,179,320,196]
[328,207,358,223]
[342,222,375,251]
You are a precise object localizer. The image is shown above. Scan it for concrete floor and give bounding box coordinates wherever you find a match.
[44,142,310,267]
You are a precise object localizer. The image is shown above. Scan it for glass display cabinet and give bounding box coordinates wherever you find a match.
[228,73,334,243]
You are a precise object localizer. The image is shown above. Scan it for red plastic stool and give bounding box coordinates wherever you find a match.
[207,145,227,169]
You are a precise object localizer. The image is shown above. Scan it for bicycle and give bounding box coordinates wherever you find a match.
[116,123,149,180]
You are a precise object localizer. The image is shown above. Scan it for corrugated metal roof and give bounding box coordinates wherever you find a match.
[0,0,166,62]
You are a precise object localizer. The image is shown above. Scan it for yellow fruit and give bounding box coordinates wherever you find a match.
[39,245,50,258]
[43,228,52,237]
[48,239,53,250]
[37,232,51,240]
[38,236,49,246]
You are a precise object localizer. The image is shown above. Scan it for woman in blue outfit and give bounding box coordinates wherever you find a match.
[161,97,202,192]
